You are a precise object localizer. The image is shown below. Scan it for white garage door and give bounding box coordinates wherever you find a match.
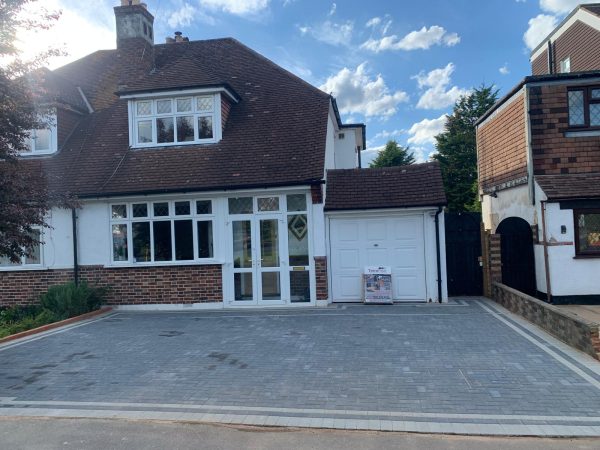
[329,215,427,302]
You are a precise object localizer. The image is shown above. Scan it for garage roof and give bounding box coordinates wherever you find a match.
[325,162,447,211]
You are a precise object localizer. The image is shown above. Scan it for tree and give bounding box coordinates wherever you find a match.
[370,140,415,168]
[0,0,62,262]
[433,85,499,212]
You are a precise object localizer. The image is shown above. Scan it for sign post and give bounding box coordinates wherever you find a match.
[363,266,393,304]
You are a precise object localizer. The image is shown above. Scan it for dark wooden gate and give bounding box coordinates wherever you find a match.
[445,212,483,296]
[496,217,536,296]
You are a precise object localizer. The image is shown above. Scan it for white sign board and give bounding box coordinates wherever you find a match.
[363,266,393,304]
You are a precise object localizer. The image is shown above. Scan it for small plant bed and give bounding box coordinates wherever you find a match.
[0,282,107,340]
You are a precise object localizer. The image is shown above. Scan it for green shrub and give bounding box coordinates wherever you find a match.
[0,309,57,339]
[0,304,42,324]
[39,282,107,320]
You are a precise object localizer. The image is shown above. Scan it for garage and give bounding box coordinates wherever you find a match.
[324,163,448,303]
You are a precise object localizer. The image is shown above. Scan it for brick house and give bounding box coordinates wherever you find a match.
[0,1,448,309]
[476,3,600,304]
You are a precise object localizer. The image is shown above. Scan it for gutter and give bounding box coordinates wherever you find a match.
[71,208,79,286]
[434,206,443,303]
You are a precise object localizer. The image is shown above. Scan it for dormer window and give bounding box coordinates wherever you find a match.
[130,93,221,148]
[21,114,57,156]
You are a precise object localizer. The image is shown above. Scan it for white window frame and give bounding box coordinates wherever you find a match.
[109,199,217,266]
[560,56,571,74]
[0,228,44,270]
[21,112,58,156]
[128,93,222,148]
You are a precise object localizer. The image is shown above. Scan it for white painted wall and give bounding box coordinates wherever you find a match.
[333,129,357,169]
[41,207,74,269]
[481,184,536,232]
[77,201,110,266]
[324,112,336,173]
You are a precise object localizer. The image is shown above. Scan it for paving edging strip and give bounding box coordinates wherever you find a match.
[0,307,113,344]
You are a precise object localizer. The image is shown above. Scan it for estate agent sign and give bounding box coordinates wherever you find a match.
[363,266,393,304]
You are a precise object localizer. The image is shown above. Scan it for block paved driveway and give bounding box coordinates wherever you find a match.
[2,299,600,436]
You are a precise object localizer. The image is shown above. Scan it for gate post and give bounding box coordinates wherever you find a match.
[481,223,502,298]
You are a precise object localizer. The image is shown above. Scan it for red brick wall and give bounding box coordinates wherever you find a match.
[477,92,528,190]
[311,184,323,204]
[314,256,328,300]
[0,265,223,307]
[530,84,600,175]
[532,49,548,75]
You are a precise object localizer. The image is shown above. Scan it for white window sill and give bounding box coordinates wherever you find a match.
[0,265,48,272]
[131,139,219,150]
[105,260,223,269]
[19,151,57,157]
[565,129,600,138]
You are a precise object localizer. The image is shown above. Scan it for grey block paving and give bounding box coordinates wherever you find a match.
[1,299,600,436]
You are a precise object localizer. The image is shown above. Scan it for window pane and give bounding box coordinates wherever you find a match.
[137,120,153,143]
[25,229,41,265]
[136,101,151,116]
[176,116,194,142]
[288,214,309,266]
[196,200,212,215]
[234,273,253,301]
[156,99,172,114]
[176,98,192,112]
[261,272,281,300]
[228,197,253,214]
[112,204,127,219]
[592,89,600,99]
[260,219,279,268]
[157,117,174,143]
[287,194,307,212]
[175,201,191,216]
[153,202,169,217]
[197,96,213,112]
[153,221,172,261]
[198,116,213,139]
[132,203,148,218]
[568,90,585,126]
[197,221,214,258]
[233,220,252,268]
[175,220,194,261]
[34,129,51,151]
[590,103,600,127]
[290,270,311,303]
[112,224,128,262]
[0,255,18,266]
[133,222,151,262]
[258,197,279,212]
[578,212,600,254]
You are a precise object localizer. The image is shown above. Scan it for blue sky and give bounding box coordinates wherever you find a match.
[23,0,582,164]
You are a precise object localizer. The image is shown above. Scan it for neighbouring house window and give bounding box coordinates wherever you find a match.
[575,210,600,257]
[109,200,215,264]
[0,229,43,268]
[132,94,218,147]
[568,87,600,128]
[560,57,571,73]
[21,113,57,155]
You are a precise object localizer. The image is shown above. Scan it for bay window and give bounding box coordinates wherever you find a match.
[575,210,600,257]
[110,200,215,264]
[132,94,219,147]
[568,87,600,128]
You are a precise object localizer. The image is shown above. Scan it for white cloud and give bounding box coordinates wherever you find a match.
[499,64,510,75]
[361,145,384,167]
[539,0,580,14]
[299,20,354,47]
[413,63,469,110]
[199,0,270,15]
[168,3,218,28]
[407,114,447,145]
[366,17,381,28]
[523,13,558,50]
[320,63,409,117]
[15,0,114,70]
[361,25,460,52]
[328,3,337,16]
[373,129,405,140]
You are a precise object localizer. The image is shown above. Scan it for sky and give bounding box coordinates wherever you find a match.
[18,0,583,165]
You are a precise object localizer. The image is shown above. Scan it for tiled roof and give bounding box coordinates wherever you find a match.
[582,4,600,17]
[25,38,331,198]
[28,68,88,113]
[325,162,447,211]
[536,174,600,200]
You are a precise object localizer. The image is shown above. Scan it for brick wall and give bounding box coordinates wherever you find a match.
[492,282,600,360]
[311,184,323,204]
[530,84,600,175]
[531,48,548,75]
[0,265,223,307]
[314,256,328,300]
[477,92,528,191]
[481,230,502,298]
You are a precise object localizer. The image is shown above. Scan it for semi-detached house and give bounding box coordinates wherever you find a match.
[0,1,448,309]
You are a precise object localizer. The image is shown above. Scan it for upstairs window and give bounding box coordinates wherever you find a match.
[21,114,57,155]
[131,94,219,147]
[575,210,600,257]
[568,87,600,128]
[559,56,570,74]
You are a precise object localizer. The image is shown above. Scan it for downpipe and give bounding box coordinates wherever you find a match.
[434,206,443,303]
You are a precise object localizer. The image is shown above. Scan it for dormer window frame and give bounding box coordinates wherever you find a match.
[21,111,58,156]
[127,91,223,149]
